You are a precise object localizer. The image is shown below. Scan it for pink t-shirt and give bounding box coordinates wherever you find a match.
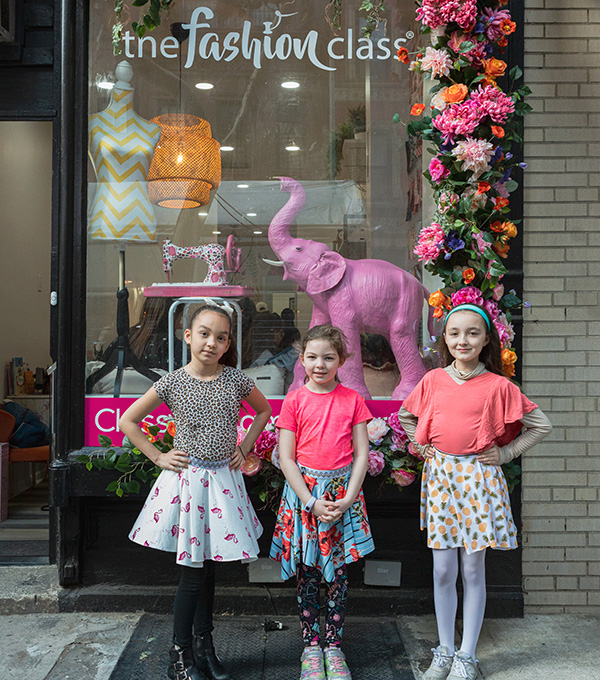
[402,368,537,455]
[276,384,372,470]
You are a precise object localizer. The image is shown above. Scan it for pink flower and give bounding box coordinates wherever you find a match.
[420,47,452,78]
[492,283,505,301]
[391,430,409,451]
[453,137,495,178]
[483,299,501,321]
[433,100,481,145]
[416,0,477,30]
[367,450,385,476]
[462,41,488,67]
[493,180,511,198]
[429,157,450,183]
[408,442,424,461]
[448,31,467,53]
[391,469,416,487]
[430,89,448,112]
[438,191,459,213]
[494,312,515,348]
[254,430,277,459]
[451,286,484,306]
[414,222,446,262]
[387,411,406,436]
[241,452,262,476]
[480,7,512,42]
[469,85,515,124]
[473,231,488,255]
[367,417,390,444]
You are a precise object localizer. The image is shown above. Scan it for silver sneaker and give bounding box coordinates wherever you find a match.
[446,651,481,680]
[423,645,454,679]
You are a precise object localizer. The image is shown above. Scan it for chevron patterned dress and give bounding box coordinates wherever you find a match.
[88,87,160,242]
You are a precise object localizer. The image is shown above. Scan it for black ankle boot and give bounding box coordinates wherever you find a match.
[193,633,230,680]
[168,645,204,680]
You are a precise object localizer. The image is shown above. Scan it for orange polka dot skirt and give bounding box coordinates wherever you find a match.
[420,450,518,553]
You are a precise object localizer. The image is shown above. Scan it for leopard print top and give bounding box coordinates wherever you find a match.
[153,366,255,462]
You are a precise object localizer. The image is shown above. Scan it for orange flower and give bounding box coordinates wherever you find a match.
[498,36,508,48]
[167,421,176,436]
[433,307,444,319]
[411,103,426,116]
[442,83,469,105]
[490,220,505,233]
[483,57,507,81]
[491,125,505,138]
[397,47,409,64]
[493,197,510,210]
[462,268,475,284]
[493,241,510,258]
[429,290,450,308]
[505,221,518,238]
[501,19,516,35]
[476,181,491,195]
[501,348,517,377]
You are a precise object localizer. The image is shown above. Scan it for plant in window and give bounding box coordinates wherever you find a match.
[111,0,175,54]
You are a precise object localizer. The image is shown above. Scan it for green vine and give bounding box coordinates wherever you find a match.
[327,0,386,37]
[111,0,175,55]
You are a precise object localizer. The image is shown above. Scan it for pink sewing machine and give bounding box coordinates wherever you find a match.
[162,236,242,285]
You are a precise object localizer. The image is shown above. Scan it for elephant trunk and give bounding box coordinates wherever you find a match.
[268,177,306,257]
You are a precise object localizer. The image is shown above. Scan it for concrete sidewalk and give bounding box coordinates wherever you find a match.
[1,611,599,679]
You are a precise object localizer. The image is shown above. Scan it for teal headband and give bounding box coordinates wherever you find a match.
[444,304,490,331]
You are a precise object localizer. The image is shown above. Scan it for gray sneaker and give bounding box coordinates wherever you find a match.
[423,645,454,679]
[446,651,481,680]
[300,646,325,680]
[323,646,352,679]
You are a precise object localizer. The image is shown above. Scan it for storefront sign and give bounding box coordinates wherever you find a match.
[122,7,411,71]
[84,396,401,447]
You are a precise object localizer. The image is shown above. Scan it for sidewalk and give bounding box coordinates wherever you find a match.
[1,611,599,679]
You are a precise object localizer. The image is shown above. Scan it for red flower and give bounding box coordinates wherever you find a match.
[476,181,491,195]
[462,268,476,284]
[498,36,508,48]
[411,103,426,116]
[493,197,510,211]
[397,47,409,64]
[491,125,505,138]
[501,19,516,35]
[167,421,176,436]
[280,508,295,540]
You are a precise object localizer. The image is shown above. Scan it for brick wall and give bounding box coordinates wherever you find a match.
[522,0,600,613]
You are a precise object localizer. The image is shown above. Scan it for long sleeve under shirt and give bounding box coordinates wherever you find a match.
[398,362,552,464]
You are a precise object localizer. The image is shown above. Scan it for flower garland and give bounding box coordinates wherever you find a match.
[239,415,423,513]
[398,0,531,378]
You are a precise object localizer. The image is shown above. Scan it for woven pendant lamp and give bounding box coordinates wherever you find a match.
[147,113,221,209]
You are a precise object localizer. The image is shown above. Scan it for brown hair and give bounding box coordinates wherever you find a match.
[188,304,238,368]
[440,305,504,376]
[300,325,350,383]
[130,297,169,359]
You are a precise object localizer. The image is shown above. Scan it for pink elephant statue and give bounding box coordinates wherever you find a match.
[264,177,432,400]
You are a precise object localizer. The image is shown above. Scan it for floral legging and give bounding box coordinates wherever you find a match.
[297,563,348,647]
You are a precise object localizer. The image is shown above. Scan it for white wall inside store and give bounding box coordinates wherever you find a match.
[0,121,52,400]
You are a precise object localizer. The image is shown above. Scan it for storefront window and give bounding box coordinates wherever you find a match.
[85,0,422,416]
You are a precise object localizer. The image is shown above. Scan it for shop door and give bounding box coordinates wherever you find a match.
[0,120,53,564]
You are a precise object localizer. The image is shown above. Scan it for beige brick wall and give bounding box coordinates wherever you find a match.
[522,0,600,613]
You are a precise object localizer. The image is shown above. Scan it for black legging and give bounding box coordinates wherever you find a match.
[173,562,216,648]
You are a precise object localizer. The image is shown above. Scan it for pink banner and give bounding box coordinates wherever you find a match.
[84,396,402,447]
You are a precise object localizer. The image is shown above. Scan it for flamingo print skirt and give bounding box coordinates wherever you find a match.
[129,457,263,568]
[270,463,374,583]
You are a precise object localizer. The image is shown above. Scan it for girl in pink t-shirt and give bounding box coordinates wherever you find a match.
[399,304,551,680]
[270,325,374,680]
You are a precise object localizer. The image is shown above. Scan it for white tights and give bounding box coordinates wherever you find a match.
[432,548,487,659]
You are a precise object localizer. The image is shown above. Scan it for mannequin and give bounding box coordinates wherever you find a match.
[88,60,160,241]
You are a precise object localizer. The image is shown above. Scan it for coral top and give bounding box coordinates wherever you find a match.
[276,384,372,470]
[401,368,537,455]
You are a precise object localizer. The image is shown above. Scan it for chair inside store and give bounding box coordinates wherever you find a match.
[0,408,50,523]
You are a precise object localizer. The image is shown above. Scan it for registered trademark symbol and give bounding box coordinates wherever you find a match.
[406,31,414,39]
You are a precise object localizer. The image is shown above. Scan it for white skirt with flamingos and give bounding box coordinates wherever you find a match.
[129,457,263,568]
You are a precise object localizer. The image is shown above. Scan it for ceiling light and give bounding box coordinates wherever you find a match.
[195,82,214,90]
[247,212,257,217]
[281,81,300,89]
[220,146,234,151]
[97,80,114,90]
[212,230,221,235]
[197,211,208,216]
[237,184,249,188]
[285,144,300,152]
[253,230,263,235]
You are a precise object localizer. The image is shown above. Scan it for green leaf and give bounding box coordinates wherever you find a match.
[116,488,124,498]
[132,0,149,6]
[451,270,463,282]
[504,179,519,193]
[86,461,93,471]
[509,65,523,81]
[106,481,119,492]
[129,480,141,494]
[98,435,113,448]
[458,41,474,54]
[502,293,521,308]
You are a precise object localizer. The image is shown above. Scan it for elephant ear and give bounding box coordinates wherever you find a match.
[306,251,346,295]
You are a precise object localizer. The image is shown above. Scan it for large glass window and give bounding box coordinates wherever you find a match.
[86,0,422,400]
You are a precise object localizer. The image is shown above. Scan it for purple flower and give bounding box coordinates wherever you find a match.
[444,230,465,259]
[367,449,385,476]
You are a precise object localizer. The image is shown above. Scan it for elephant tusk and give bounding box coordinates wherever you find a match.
[263,258,285,267]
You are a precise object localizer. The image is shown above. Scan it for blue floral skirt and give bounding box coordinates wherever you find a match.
[269,463,374,583]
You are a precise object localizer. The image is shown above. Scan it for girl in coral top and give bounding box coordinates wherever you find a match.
[270,324,374,680]
[399,303,551,680]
